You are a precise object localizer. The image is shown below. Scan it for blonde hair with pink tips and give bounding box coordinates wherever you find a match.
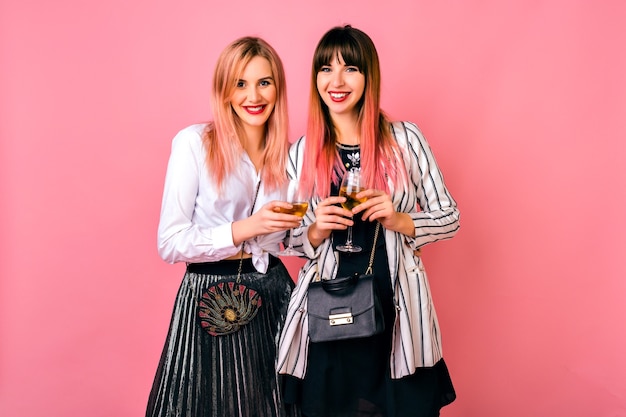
[300,26,405,199]
[203,37,289,192]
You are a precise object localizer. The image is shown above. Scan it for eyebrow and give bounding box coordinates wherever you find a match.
[237,76,274,83]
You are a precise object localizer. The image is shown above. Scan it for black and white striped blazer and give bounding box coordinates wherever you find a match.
[277,121,460,379]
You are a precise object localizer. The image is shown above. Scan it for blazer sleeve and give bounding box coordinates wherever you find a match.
[393,121,460,250]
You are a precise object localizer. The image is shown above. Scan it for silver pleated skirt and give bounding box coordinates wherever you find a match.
[146,257,300,417]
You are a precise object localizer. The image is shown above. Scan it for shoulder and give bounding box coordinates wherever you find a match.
[286,135,307,175]
[173,123,209,141]
[166,124,212,164]
[388,121,426,146]
[288,135,307,156]
[171,123,210,148]
[291,135,306,147]
[389,120,422,137]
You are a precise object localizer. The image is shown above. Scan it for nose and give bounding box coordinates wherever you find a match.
[331,71,344,87]
[248,85,261,102]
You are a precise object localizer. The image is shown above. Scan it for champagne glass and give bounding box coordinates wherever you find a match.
[276,180,309,256]
[336,168,366,253]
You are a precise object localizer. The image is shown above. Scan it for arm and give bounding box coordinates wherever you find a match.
[355,121,460,248]
[401,121,460,249]
[285,137,352,254]
[157,128,238,264]
[158,128,301,263]
[232,201,301,247]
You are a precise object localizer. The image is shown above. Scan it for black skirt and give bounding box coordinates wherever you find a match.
[146,256,301,417]
[283,217,456,417]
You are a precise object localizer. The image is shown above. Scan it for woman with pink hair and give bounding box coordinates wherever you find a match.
[147,36,301,417]
[278,25,460,417]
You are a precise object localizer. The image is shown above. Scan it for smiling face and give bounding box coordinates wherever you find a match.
[230,55,277,134]
[316,52,365,120]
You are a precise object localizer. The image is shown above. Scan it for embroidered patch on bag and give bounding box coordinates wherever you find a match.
[197,281,262,336]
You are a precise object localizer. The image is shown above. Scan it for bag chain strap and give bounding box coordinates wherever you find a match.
[364,222,380,275]
[316,222,381,280]
[236,179,262,282]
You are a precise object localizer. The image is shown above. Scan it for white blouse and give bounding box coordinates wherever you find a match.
[157,123,286,273]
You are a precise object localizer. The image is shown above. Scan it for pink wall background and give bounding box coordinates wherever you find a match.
[1,1,625,416]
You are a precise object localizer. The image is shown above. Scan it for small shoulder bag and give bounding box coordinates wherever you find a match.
[307,223,384,343]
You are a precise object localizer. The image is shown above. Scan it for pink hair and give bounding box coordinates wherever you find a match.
[203,37,289,193]
[300,25,405,199]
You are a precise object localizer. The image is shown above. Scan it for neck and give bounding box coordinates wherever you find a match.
[331,113,360,145]
[241,126,266,172]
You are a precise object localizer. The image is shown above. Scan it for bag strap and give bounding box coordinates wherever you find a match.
[316,222,381,280]
[236,178,262,281]
[364,222,380,275]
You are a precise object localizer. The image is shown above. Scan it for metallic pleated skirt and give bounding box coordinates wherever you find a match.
[146,256,300,417]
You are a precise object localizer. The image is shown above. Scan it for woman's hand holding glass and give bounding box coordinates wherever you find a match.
[275,180,309,256]
[336,168,367,253]
[351,188,416,238]
[300,169,376,251]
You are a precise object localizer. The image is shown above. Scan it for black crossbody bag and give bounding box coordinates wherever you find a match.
[307,223,384,342]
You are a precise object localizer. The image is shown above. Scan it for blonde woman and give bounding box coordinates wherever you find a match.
[146,37,301,417]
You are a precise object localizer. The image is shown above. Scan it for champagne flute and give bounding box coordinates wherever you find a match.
[276,179,309,256]
[336,168,366,253]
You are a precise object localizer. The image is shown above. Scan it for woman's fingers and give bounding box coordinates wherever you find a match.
[314,197,352,230]
[353,189,393,222]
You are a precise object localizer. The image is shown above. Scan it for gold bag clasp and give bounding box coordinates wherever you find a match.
[329,312,353,326]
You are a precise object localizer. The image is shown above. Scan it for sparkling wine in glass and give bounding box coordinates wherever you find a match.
[336,168,366,253]
[276,180,308,256]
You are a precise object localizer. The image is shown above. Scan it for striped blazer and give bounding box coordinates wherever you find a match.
[276,121,460,379]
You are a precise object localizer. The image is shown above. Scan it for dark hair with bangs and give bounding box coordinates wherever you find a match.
[300,25,405,199]
[312,26,374,79]
[311,26,380,123]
